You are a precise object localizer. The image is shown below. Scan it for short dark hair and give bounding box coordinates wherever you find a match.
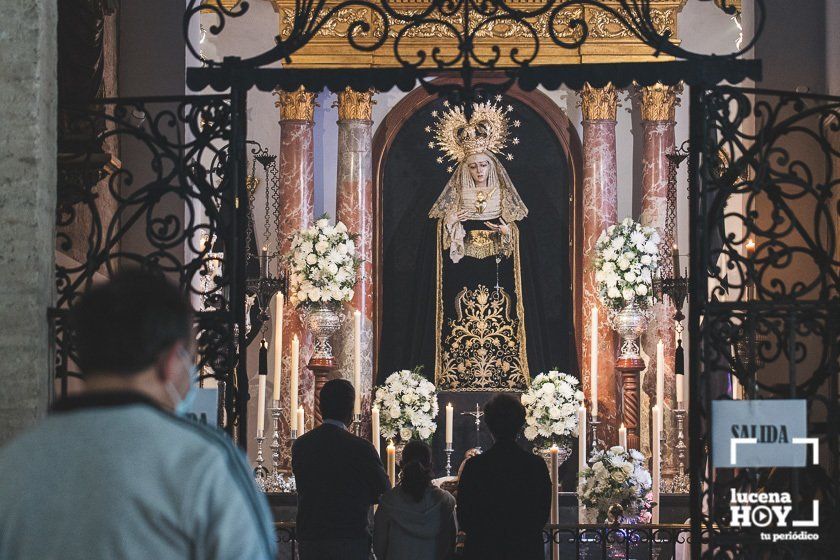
[484,393,526,440]
[320,379,355,422]
[69,270,193,376]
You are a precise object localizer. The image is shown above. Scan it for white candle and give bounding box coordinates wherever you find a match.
[290,335,299,432]
[445,403,454,446]
[550,445,559,525]
[651,404,662,524]
[676,373,684,409]
[297,405,305,436]
[353,310,361,415]
[590,306,599,418]
[272,293,284,402]
[577,404,587,474]
[257,373,267,436]
[386,441,396,487]
[619,423,627,449]
[656,339,665,409]
[371,405,380,455]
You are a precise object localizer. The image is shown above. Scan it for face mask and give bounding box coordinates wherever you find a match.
[166,348,199,417]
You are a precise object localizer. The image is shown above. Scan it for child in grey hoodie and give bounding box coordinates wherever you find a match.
[374,441,457,560]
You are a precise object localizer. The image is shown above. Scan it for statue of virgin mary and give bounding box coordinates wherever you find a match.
[428,102,531,391]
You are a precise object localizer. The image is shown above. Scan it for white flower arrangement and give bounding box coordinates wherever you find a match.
[594,218,660,312]
[373,368,439,443]
[286,214,360,309]
[577,446,654,524]
[521,370,584,449]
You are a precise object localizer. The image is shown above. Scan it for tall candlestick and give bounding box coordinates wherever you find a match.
[577,405,587,473]
[371,405,380,455]
[550,445,559,530]
[257,340,268,436]
[386,441,396,487]
[656,339,665,409]
[297,405,305,436]
[651,404,662,524]
[353,310,361,415]
[619,423,627,449]
[590,306,599,418]
[290,335,299,432]
[271,293,284,402]
[445,403,454,445]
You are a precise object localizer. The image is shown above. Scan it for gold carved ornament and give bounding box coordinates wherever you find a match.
[438,285,527,391]
[333,87,376,121]
[273,86,318,122]
[579,82,619,121]
[637,82,683,122]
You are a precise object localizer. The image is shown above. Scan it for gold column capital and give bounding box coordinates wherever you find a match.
[273,86,318,122]
[637,82,683,122]
[579,83,618,121]
[333,87,376,121]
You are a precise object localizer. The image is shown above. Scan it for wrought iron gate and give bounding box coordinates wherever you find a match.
[689,85,840,557]
[53,93,252,443]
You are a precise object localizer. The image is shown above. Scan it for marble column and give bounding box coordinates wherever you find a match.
[637,83,680,467]
[273,87,317,462]
[334,88,375,438]
[579,83,620,446]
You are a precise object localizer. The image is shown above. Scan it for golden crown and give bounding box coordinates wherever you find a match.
[426,98,520,171]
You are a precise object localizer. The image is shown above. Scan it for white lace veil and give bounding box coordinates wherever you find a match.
[428,151,528,222]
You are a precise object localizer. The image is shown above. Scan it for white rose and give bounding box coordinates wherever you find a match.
[644,241,658,254]
[335,222,348,234]
[608,286,621,299]
[595,270,605,283]
[622,463,634,476]
[624,271,637,283]
[524,426,538,440]
[630,449,644,461]
[622,288,635,301]
[635,284,648,296]
[617,257,630,270]
[611,470,628,483]
[306,253,318,265]
[549,407,562,420]
[316,218,329,229]
[611,237,624,250]
[389,407,401,419]
[315,240,330,254]
[400,428,413,440]
[640,254,652,266]
[602,261,615,273]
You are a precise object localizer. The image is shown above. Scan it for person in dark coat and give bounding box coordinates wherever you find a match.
[456,393,551,560]
[292,379,389,560]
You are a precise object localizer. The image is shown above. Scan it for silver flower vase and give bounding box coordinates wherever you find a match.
[300,303,344,371]
[612,302,648,370]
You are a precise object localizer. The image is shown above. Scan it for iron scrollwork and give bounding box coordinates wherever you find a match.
[53,95,247,437]
[691,86,840,557]
[184,0,766,105]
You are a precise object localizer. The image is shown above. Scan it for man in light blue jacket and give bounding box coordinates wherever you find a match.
[0,271,277,560]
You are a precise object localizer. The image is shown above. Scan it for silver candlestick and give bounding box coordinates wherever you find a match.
[270,401,281,472]
[666,408,690,494]
[352,413,362,437]
[444,444,454,477]
[589,417,602,456]
[254,433,267,478]
[291,428,298,441]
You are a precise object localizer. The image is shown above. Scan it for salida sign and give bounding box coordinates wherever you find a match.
[712,399,807,468]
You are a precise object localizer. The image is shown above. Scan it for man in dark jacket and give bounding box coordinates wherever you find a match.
[456,393,551,560]
[292,379,389,560]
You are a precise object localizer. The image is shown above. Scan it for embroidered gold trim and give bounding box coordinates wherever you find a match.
[464,229,502,260]
[434,220,530,391]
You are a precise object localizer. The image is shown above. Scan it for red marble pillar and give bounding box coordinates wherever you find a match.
[638,83,680,466]
[580,83,620,446]
[273,87,317,459]
[334,88,375,437]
